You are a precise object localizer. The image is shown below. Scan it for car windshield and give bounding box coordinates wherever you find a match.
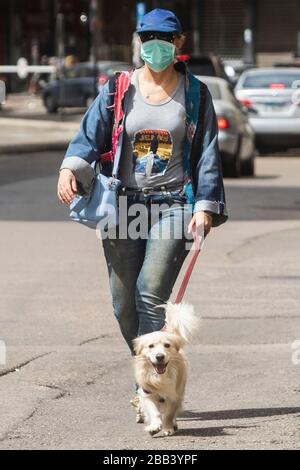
[188,58,216,77]
[205,82,222,100]
[242,72,300,88]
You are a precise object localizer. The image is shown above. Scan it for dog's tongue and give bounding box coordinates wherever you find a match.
[155,364,166,375]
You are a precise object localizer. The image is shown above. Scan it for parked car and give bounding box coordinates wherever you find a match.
[197,75,256,177]
[42,61,131,113]
[179,54,232,85]
[222,59,256,86]
[235,67,300,151]
[273,59,300,68]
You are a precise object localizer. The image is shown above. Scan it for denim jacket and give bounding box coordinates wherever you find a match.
[60,63,228,227]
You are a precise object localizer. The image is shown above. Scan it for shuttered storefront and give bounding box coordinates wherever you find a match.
[255,0,299,53]
[200,0,245,59]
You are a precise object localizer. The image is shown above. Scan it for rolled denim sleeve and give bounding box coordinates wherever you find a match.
[193,88,228,227]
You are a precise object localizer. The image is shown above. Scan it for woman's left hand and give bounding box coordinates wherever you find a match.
[188,211,213,238]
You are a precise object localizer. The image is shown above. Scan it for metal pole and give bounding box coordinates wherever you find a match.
[89,0,98,97]
[89,0,97,64]
[244,0,255,65]
[133,3,146,68]
[56,13,65,119]
[191,0,200,55]
[56,13,65,60]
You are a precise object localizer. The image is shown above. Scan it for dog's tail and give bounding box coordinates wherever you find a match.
[160,301,200,343]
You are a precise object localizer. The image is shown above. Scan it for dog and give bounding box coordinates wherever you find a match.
[133,301,199,436]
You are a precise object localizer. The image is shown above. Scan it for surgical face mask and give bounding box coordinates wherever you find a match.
[140,39,176,72]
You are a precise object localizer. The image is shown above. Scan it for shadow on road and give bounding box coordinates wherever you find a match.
[249,175,279,180]
[180,407,300,421]
[173,424,256,437]
[0,151,300,222]
[165,407,300,438]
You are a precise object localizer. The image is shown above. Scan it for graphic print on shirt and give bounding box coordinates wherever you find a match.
[132,129,173,176]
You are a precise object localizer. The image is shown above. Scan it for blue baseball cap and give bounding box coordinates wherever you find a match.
[136,8,182,34]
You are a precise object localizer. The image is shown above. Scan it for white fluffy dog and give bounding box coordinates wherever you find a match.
[133,301,199,436]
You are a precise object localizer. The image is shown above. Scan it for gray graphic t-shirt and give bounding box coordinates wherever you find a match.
[119,68,186,188]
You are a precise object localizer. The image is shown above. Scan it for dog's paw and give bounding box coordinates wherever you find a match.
[145,421,162,436]
[162,427,176,436]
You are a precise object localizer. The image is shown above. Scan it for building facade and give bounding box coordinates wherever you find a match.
[198,0,300,65]
[1,0,300,90]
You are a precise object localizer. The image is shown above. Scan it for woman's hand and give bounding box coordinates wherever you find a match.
[57,169,77,204]
[188,211,213,238]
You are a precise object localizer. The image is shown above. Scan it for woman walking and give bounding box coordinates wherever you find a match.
[57,9,228,355]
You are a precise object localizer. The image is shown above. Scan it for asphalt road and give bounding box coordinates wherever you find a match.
[0,151,300,450]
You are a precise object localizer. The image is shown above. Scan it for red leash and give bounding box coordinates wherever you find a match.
[174,227,203,304]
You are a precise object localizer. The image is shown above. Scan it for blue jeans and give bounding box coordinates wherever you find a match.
[101,189,193,353]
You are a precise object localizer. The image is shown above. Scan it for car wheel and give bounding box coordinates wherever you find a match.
[227,137,241,178]
[44,94,58,113]
[241,155,255,176]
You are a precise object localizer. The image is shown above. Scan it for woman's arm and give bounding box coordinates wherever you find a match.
[192,87,228,228]
[57,80,113,203]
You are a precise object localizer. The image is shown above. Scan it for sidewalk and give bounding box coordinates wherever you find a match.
[0,93,83,154]
[0,92,83,122]
[0,117,80,154]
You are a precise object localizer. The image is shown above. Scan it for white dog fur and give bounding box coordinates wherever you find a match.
[133,301,199,436]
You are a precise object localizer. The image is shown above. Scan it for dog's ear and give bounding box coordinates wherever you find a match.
[171,334,185,352]
[133,337,143,355]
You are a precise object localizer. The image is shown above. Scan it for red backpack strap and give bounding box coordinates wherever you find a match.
[98,69,133,170]
[112,70,133,159]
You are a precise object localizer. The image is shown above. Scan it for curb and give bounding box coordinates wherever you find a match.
[0,141,69,155]
[0,116,80,130]
[0,113,82,123]
[0,117,79,155]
